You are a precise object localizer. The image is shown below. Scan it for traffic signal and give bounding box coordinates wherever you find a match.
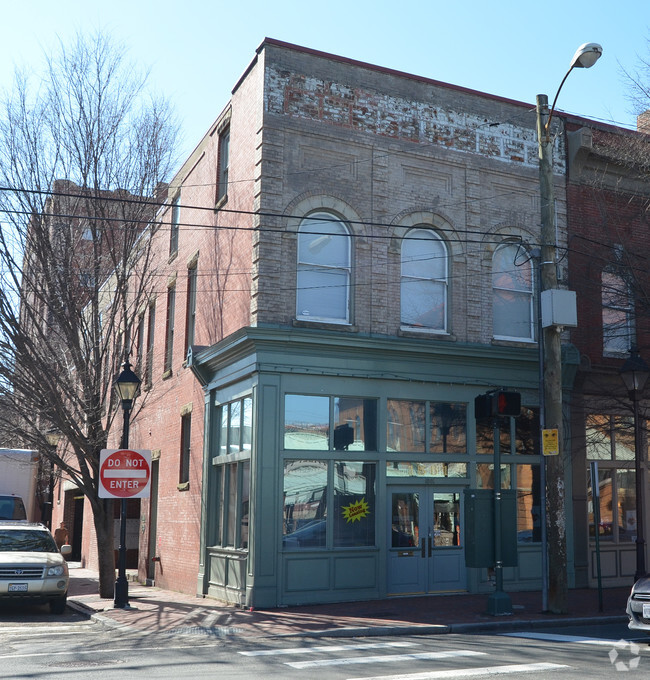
[474,390,521,419]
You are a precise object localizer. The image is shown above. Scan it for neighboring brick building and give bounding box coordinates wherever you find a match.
[567,116,650,588]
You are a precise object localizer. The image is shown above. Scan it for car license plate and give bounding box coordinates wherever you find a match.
[643,603,650,618]
[8,583,28,592]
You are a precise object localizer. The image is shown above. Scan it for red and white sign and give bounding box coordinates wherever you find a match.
[99,449,151,499]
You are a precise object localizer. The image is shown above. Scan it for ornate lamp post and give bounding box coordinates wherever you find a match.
[113,361,141,609]
[620,348,650,582]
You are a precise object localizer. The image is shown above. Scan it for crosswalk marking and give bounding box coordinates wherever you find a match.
[502,632,628,646]
[346,662,569,680]
[240,640,419,656]
[286,650,486,669]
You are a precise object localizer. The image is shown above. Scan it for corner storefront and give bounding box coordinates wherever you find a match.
[190,327,579,608]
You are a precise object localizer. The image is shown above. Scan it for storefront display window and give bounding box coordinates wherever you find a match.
[586,414,637,543]
[386,461,467,478]
[283,460,376,550]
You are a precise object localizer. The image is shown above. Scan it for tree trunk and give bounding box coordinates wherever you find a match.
[92,498,116,599]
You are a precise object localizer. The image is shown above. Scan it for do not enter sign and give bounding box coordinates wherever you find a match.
[99,449,151,499]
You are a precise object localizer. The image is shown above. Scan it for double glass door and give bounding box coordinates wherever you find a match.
[387,487,466,594]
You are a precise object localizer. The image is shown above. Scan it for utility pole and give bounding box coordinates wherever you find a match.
[536,94,567,614]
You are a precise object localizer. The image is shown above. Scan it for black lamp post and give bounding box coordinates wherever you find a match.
[113,361,141,609]
[620,348,650,582]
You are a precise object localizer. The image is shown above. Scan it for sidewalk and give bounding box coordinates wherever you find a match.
[66,565,630,638]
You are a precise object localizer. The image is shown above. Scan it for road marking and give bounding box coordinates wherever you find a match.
[0,643,213,660]
[346,662,569,679]
[286,650,486,669]
[240,641,419,656]
[502,632,632,646]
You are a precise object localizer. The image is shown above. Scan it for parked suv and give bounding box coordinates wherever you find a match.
[0,521,71,614]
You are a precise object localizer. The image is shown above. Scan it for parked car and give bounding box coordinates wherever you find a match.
[626,575,650,633]
[0,521,71,614]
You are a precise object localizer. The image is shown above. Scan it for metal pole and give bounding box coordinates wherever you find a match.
[536,94,568,614]
[487,416,512,615]
[632,389,647,581]
[536,252,549,612]
[114,400,131,609]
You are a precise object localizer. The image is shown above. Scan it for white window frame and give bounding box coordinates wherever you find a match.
[492,243,534,342]
[296,212,351,324]
[400,228,448,333]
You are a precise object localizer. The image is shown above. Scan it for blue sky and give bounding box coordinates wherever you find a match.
[0,1,648,162]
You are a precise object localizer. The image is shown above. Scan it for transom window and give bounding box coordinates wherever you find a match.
[296,212,351,324]
[401,228,448,331]
[492,243,534,341]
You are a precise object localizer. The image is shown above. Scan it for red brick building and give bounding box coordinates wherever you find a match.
[567,115,650,587]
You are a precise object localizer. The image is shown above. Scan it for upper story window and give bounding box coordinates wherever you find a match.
[492,243,534,341]
[184,263,197,356]
[296,212,351,324]
[169,194,180,255]
[602,270,634,356]
[216,126,230,204]
[164,282,176,375]
[400,228,448,332]
[145,301,155,387]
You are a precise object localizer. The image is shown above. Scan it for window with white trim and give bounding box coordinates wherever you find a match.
[296,212,351,324]
[492,243,534,341]
[400,228,448,331]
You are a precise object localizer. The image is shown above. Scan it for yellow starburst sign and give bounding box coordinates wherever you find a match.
[342,497,370,523]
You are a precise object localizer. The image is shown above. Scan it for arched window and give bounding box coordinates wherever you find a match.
[400,228,448,331]
[296,212,351,323]
[492,243,534,341]
[602,270,634,355]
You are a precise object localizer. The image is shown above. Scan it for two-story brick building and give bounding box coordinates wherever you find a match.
[115,38,579,607]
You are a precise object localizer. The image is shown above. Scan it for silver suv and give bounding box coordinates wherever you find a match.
[0,521,71,614]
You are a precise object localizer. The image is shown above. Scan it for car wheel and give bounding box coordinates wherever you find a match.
[50,596,67,615]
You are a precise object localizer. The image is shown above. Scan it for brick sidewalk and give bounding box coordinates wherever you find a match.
[67,566,631,637]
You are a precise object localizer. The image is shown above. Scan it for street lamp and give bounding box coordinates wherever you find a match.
[620,347,650,582]
[536,42,602,614]
[113,361,141,609]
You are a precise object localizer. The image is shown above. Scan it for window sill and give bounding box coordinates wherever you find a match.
[177,482,190,492]
[293,318,358,333]
[215,194,228,210]
[168,250,178,265]
[398,327,456,341]
[491,337,537,348]
[162,369,173,381]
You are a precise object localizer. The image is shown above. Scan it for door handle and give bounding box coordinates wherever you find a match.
[428,535,433,557]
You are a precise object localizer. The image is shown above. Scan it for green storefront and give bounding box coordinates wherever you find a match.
[189,326,579,608]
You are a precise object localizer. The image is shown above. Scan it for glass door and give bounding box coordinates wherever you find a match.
[387,487,466,595]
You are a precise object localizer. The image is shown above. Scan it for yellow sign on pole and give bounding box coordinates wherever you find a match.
[542,428,559,456]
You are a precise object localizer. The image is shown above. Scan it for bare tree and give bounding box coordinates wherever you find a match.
[0,32,178,598]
